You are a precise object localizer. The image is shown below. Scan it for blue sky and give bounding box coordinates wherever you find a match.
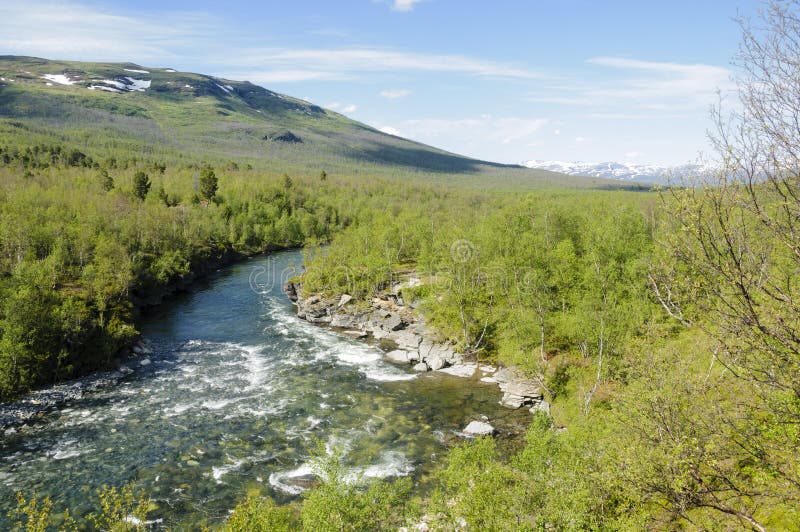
[1,1,760,165]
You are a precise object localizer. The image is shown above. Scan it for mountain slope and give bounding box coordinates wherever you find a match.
[0,56,637,189]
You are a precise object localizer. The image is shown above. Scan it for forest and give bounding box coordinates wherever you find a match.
[4,2,800,531]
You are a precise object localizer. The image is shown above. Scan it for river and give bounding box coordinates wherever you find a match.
[0,250,524,528]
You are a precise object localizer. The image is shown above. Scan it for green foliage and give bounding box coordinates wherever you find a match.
[300,441,416,531]
[86,484,151,531]
[225,495,296,531]
[199,166,218,200]
[132,171,150,200]
[8,493,77,532]
[9,485,150,532]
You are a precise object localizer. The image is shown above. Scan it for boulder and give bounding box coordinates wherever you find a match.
[383,313,404,331]
[493,367,516,384]
[338,294,353,307]
[418,340,434,359]
[388,330,423,350]
[342,330,368,339]
[500,393,526,409]
[407,350,420,362]
[426,354,446,371]
[500,381,542,398]
[284,281,299,302]
[373,328,390,340]
[385,350,409,364]
[530,400,551,416]
[463,420,495,436]
[413,362,429,372]
[331,313,357,328]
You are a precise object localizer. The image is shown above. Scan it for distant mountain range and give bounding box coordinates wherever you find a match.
[522,159,714,184]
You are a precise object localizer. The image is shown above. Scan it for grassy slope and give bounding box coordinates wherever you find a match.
[0,55,645,191]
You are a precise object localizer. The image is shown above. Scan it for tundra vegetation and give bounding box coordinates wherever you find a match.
[5,1,800,529]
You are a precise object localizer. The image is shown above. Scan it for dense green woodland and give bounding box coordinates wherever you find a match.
[5,3,800,527]
[5,130,798,530]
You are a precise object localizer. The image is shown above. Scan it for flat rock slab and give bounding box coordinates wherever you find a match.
[500,381,542,399]
[436,365,477,378]
[385,350,409,364]
[463,420,495,436]
[341,330,368,338]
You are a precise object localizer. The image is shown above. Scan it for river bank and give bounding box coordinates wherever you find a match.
[285,279,550,428]
[0,245,299,430]
[0,339,154,431]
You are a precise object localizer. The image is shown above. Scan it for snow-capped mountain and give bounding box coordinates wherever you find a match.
[522,159,712,184]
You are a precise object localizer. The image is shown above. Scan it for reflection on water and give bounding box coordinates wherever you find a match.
[0,251,522,528]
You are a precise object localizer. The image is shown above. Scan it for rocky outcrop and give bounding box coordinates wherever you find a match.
[285,281,550,416]
[285,282,466,373]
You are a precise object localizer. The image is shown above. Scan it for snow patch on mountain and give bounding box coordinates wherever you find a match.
[123,77,150,91]
[42,74,77,85]
[522,159,713,184]
[88,85,122,93]
[86,77,150,93]
[123,68,150,74]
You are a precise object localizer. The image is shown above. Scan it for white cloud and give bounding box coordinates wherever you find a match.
[1,1,541,86]
[379,126,403,136]
[528,56,731,112]
[218,48,542,82]
[252,70,353,83]
[0,1,214,61]
[380,88,412,99]
[392,0,425,11]
[375,115,548,162]
[325,102,357,113]
[575,136,589,144]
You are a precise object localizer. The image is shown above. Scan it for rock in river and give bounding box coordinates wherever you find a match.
[385,350,409,364]
[463,420,495,436]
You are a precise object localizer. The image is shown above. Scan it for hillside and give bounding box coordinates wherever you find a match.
[0,56,639,190]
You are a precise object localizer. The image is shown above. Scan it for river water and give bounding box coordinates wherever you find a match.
[0,251,523,528]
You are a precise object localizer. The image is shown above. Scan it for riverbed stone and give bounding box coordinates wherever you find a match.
[383,313,404,331]
[389,330,422,350]
[418,340,434,359]
[530,400,551,416]
[437,364,477,378]
[500,381,542,399]
[385,350,409,364]
[413,362,429,372]
[330,313,357,328]
[426,354,446,371]
[500,393,527,409]
[338,294,353,307]
[493,367,516,383]
[463,420,495,436]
